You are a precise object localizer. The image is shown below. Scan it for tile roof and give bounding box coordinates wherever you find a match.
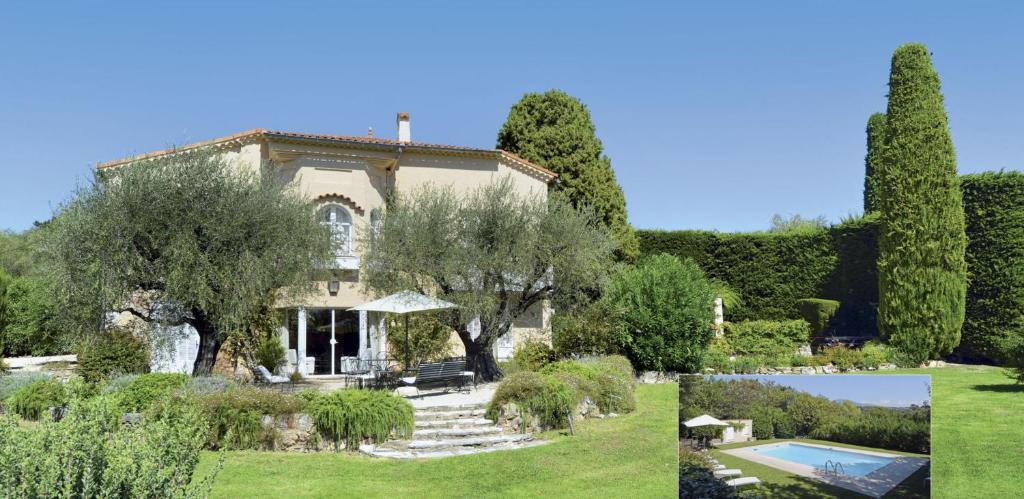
[96,128,557,181]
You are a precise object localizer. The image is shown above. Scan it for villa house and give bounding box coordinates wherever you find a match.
[97,113,557,376]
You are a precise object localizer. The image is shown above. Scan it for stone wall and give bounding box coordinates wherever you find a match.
[490,397,604,434]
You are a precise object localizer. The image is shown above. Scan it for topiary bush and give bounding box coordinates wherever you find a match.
[77,329,150,383]
[6,377,67,421]
[308,389,414,450]
[115,372,190,413]
[796,298,840,338]
[606,254,716,372]
[722,320,810,357]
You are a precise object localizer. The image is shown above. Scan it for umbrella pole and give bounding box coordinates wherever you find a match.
[404,314,411,369]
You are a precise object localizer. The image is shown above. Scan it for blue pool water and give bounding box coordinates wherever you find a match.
[751,443,894,476]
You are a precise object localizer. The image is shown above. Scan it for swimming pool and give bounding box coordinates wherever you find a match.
[749,442,895,476]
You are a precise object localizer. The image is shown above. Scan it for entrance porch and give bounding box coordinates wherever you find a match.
[279,307,388,376]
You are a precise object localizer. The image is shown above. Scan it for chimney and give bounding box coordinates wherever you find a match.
[396,112,411,143]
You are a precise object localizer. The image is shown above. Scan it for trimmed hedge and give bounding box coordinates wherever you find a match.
[637,216,879,337]
[797,298,840,338]
[958,172,1024,363]
[721,320,810,357]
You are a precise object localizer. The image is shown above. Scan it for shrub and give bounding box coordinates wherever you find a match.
[542,356,637,414]
[1009,341,1024,384]
[811,406,931,454]
[116,372,190,413]
[0,393,218,497]
[876,43,967,364]
[0,372,50,403]
[606,254,716,372]
[308,389,414,450]
[253,335,287,375]
[552,300,623,358]
[511,340,556,372]
[796,298,840,338]
[702,347,732,373]
[817,346,865,371]
[197,385,307,450]
[188,376,233,394]
[6,378,67,420]
[679,461,737,499]
[860,341,892,369]
[1,276,68,357]
[77,329,150,383]
[488,370,576,429]
[731,355,763,374]
[959,172,1024,364]
[723,320,810,357]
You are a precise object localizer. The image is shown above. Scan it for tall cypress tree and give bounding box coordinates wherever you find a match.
[497,90,639,260]
[876,44,967,365]
[863,112,887,213]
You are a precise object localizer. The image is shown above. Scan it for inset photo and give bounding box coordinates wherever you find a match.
[680,375,930,498]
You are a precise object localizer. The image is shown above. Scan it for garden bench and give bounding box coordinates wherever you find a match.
[401,359,474,395]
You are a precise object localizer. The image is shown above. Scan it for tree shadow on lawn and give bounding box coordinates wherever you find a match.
[971,383,1024,393]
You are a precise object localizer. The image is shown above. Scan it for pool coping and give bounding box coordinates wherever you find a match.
[720,441,929,498]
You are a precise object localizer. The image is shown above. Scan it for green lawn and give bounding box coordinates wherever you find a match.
[712,439,929,499]
[868,365,1023,499]
[195,383,677,498]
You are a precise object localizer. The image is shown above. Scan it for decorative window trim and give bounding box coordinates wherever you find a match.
[314,193,364,216]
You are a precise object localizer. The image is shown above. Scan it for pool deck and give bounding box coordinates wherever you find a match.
[721,441,928,498]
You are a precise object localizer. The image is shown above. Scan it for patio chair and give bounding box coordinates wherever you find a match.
[726,477,761,487]
[254,365,289,384]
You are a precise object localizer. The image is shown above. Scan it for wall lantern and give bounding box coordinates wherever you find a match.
[328,280,340,295]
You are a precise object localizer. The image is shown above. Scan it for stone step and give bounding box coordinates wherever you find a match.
[414,408,487,420]
[413,403,486,414]
[415,418,494,429]
[413,426,503,438]
[359,439,548,459]
[406,433,532,449]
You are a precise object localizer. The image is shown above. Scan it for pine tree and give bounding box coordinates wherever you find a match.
[876,44,967,365]
[497,90,639,260]
[863,112,887,213]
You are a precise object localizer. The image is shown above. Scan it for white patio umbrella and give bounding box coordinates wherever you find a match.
[350,290,457,367]
[683,414,729,428]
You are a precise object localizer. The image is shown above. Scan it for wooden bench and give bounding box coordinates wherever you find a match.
[402,359,474,395]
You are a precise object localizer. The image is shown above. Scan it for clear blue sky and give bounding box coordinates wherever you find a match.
[712,375,931,407]
[2,1,1022,232]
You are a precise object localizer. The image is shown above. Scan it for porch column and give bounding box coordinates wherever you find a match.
[297,307,307,376]
[358,311,368,361]
[377,313,388,360]
[279,313,289,351]
[329,308,336,376]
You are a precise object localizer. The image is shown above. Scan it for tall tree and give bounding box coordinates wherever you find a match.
[45,150,334,375]
[497,89,639,260]
[876,44,967,364]
[863,112,887,213]
[361,177,615,381]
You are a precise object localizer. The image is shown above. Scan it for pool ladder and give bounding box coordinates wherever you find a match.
[824,460,846,476]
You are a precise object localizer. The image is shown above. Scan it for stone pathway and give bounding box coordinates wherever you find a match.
[359,401,546,459]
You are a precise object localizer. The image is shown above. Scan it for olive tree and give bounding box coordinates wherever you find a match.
[361,176,615,381]
[45,149,334,375]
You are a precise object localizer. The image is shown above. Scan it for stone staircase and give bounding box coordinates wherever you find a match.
[359,402,545,458]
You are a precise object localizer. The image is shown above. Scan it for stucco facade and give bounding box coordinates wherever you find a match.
[98,115,557,375]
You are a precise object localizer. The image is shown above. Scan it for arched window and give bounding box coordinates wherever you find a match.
[320,204,353,255]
